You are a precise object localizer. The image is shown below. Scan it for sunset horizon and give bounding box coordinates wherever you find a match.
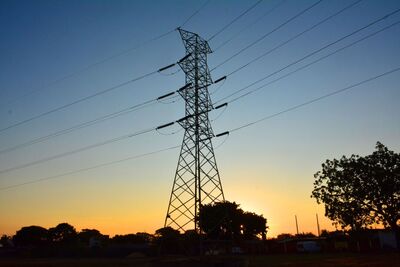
[0,2,399,264]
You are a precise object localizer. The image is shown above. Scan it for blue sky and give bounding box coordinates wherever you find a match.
[0,0,399,237]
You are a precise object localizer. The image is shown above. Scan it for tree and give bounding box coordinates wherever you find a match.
[242,212,268,240]
[295,232,316,238]
[48,223,77,244]
[277,233,294,240]
[13,226,48,247]
[154,227,181,253]
[199,201,268,240]
[78,229,102,245]
[135,232,153,243]
[199,201,242,239]
[0,235,12,247]
[182,229,199,254]
[312,142,400,232]
[155,227,180,240]
[112,233,152,244]
[363,143,400,230]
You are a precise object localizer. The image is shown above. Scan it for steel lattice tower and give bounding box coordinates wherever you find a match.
[164,28,225,232]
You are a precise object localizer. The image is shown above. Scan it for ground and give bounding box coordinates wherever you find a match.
[0,253,399,267]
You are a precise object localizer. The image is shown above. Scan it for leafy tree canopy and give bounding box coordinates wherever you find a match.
[78,229,103,244]
[199,201,268,240]
[112,233,152,244]
[155,226,180,239]
[13,226,48,246]
[0,235,12,247]
[48,223,77,243]
[312,142,400,231]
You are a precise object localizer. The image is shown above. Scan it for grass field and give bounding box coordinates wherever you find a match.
[0,253,399,267]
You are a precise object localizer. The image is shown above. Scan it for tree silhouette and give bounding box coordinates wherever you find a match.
[242,211,268,240]
[199,201,267,240]
[155,227,181,253]
[13,226,48,247]
[78,229,102,245]
[155,226,180,238]
[199,201,242,239]
[112,233,152,244]
[48,223,77,244]
[363,142,400,230]
[0,235,12,247]
[312,142,400,233]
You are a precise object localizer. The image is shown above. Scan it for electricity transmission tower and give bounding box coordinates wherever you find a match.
[164,28,225,232]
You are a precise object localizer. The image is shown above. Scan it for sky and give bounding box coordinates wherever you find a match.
[0,0,399,238]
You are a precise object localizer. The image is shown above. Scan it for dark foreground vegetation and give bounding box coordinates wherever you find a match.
[0,253,399,267]
[1,222,398,265]
[0,202,268,258]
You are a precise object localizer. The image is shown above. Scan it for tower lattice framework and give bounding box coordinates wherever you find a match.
[164,28,225,232]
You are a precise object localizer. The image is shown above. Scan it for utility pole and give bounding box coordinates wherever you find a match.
[164,28,225,233]
[295,215,299,235]
[316,213,321,236]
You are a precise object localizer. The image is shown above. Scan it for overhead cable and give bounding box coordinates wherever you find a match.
[226,0,363,77]
[213,0,287,51]
[226,19,400,105]
[213,0,287,52]
[0,127,156,175]
[228,66,400,133]
[2,30,175,107]
[0,98,227,174]
[0,76,226,155]
[211,0,324,71]
[3,1,209,106]
[0,145,180,191]
[0,99,156,155]
[181,0,211,27]
[3,9,396,155]
[215,8,400,104]
[0,56,187,134]
[208,0,263,41]
[2,66,399,190]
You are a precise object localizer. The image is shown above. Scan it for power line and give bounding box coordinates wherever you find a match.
[0,92,226,174]
[0,127,155,175]
[181,0,211,27]
[215,7,400,104]
[0,1,350,139]
[226,0,363,77]
[0,81,229,155]
[0,145,180,191]
[0,99,157,155]
[2,6,396,156]
[213,0,287,52]
[0,71,156,134]
[226,19,400,105]
[2,29,398,188]
[0,77,227,156]
[208,0,263,42]
[211,0,324,71]
[3,66,399,191]
[227,66,400,133]
[0,58,184,135]
[2,5,397,186]
[0,84,192,155]
[0,4,391,155]
[3,1,210,107]
[2,30,175,107]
